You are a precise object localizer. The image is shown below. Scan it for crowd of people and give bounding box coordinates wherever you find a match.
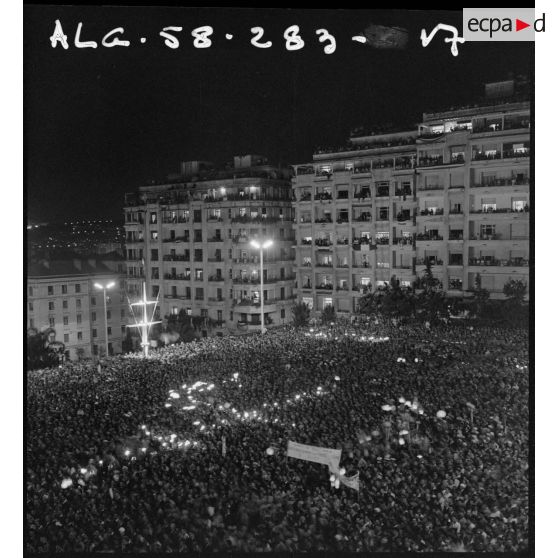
[27,319,529,553]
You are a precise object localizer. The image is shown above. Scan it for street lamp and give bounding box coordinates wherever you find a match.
[94,281,115,358]
[250,239,273,334]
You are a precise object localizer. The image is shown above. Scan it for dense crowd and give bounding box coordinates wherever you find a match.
[27,320,529,553]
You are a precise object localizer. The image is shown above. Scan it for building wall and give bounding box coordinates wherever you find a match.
[27,272,129,360]
[292,98,530,313]
[124,164,296,336]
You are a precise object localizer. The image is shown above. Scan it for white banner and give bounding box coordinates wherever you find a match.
[287,441,341,469]
[340,472,360,492]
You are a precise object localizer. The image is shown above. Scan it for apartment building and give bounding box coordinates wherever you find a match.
[27,256,129,360]
[292,130,418,314]
[123,155,296,335]
[292,79,530,313]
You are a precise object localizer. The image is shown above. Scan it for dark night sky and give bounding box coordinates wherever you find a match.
[24,7,533,223]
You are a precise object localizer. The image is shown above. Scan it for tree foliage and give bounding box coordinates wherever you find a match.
[27,331,59,370]
[292,302,310,328]
[321,304,336,325]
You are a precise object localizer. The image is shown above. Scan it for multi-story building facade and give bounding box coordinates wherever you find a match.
[27,257,129,360]
[292,79,530,314]
[292,130,418,314]
[123,155,296,336]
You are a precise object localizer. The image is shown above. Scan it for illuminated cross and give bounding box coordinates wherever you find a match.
[127,282,161,357]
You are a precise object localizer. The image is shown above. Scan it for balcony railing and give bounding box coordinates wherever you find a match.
[395,214,412,222]
[472,152,501,161]
[208,237,224,242]
[336,218,350,224]
[315,239,333,247]
[417,156,444,168]
[207,257,223,263]
[469,206,529,215]
[164,273,190,281]
[449,209,463,215]
[395,189,413,197]
[416,259,443,266]
[336,192,350,200]
[419,208,444,216]
[416,234,443,241]
[393,237,414,246]
[472,176,529,188]
[315,192,333,201]
[448,233,464,241]
[314,217,333,224]
[353,166,371,175]
[503,149,530,159]
[208,276,224,282]
[353,193,372,201]
[336,239,350,245]
[316,262,334,268]
[469,233,502,241]
[163,236,188,243]
[316,284,334,291]
[418,185,444,192]
[298,193,312,202]
[353,215,372,222]
[375,237,390,245]
[163,255,189,261]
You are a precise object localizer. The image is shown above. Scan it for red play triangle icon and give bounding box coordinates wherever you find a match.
[516,19,530,32]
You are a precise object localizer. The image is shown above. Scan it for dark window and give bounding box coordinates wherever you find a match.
[151,249,159,262]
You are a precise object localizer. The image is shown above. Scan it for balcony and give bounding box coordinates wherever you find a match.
[417,156,444,168]
[449,209,464,215]
[416,259,443,266]
[418,185,444,192]
[315,192,333,201]
[208,237,224,242]
[395,189,413,197]
[336,192,350,201]
[336,238,350,245]
[376,188,391,198]
[316,284,334,291]
[469,233,502,241]
[472,152,501,162]
[353,214,372,222]
[208,276,225,282]
[314,217,333,224]
[448,233,464,241]
[163,255,189,262]
[231,215,282,224]
[207,257,223,263]
[503,149,530,159]
[419,209,444,216]
[298,193,312,202]
[353,166,371,175]
[164,273,190,281]
[393,237,414,246]
[416,233,443,241]
[468,257,529,267]
[469,206,529,215]
[315,239,333,247]
[374,237,390,245]
[232,235,249,243]
[208,297,224,302]
[336,218,350,224]
[472,176,530,188]
[163,236,189,243]
[315,262,334,268]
